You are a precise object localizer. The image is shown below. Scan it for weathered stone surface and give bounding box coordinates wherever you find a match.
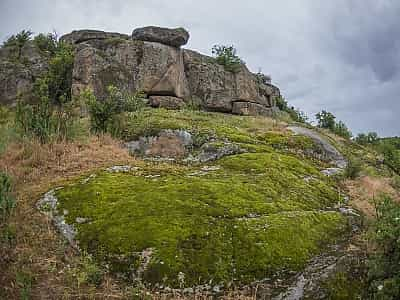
[196,143,245,162]
[60,30,129,45]
[148,96,185,110]
[0,41,48,105]
[71,39,189,100]
[232,101,277,117]
[132,26,189,48]
[183,49,280,113]
[1,26,280,116]
[125,130,193,158]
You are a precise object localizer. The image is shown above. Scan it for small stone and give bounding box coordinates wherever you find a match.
[76,217,88,224]
[148,96,185,110]
[106,165,135,173]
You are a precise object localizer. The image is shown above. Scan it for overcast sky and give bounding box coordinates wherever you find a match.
[1,0,399,136]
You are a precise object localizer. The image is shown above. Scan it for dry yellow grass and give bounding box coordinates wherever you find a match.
[345,175,400,218]
[0,136,139,299]
[0,136,260,299]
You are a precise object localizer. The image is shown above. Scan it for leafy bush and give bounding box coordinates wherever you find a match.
[379,143,400,174]
[15,78,79,143]
[76,251,104,286]
[33,32,57,55]
[84,86,145,135]
[344,157,362,179]
[14,34,76,143]
[333,120,352,139]
[15,80,52,143]
[46,41,74,105]
[2,30,33,60]
[0,172,14,222]
[276,96,308,123]
[211,45,243,73]
[355,132,379,145]
[368,196,400,299]
[255,72,271,84]
[316,110,336,130]
[316,110,352,139]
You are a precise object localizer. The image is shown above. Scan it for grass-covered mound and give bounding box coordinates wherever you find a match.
[55,113,348,288]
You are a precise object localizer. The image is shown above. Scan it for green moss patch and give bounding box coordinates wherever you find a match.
[56,151,347,288]
[121,109,327,167]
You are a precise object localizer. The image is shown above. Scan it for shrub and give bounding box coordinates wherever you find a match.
[33,32,57,55]
[15,80,52,143]
[276,96,308,123]
[211,45,243,73]
[380,143,400,174]
[368,196,400,299]
[46,41,74,106]
[355,132,379,145]
[14,36,77,143]
[315,110,352,139]
[316,110,336,130]
[333,120,352,139]
[79,251,104,286]
[255,71,271,84]
[15,78,79,143]
[0,172,15,222]
[344,157,362,179]
[2,30,33,60]
[84,86,145,135]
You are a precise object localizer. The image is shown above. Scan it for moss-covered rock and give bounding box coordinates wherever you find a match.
[56,150,347,288]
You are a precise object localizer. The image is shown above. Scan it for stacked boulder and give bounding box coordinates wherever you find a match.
[0,26,281,117]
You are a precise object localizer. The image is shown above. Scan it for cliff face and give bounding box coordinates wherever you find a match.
[0,41,49,105]
[0,27,280,117]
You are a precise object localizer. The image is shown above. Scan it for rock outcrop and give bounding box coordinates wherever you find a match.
[71,38,190,101]
[132,26,189,48]
[0,41,49,105]
[183,49,279,115]
[148,95,185,110]
[60,30,129,45]
[0,26,281,116]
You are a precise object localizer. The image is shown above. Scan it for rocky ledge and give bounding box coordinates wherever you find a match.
[0,26,280,117]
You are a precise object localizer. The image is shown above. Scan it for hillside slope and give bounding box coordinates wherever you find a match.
[25,108,360,298]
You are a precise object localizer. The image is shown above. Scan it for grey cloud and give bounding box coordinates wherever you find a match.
[0,0,399,136]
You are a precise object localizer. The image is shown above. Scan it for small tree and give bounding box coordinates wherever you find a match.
[368,196,400,298]
[85,86,145,135]
[211,45,243,73]
[276,96,308,123]
[380,143,400,174]
[355,132,379,145]
[333,120,352,139]
[33,32,58,55]
[316,110,336,130]
[85,88,119,134]
[46,41,74,106]
[344,157,362,179]
[2,30,33,60]
[15,79,52,143]
[255,72,271,85]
